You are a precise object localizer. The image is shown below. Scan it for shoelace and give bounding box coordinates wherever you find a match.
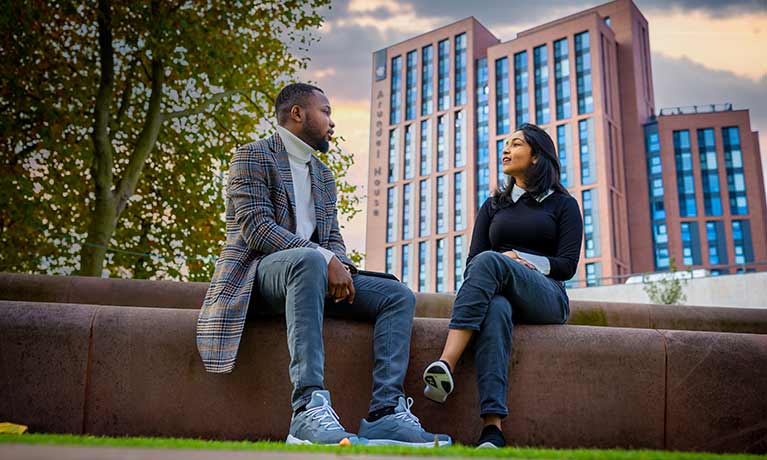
[305,395,344,431]
[393,397,423,429]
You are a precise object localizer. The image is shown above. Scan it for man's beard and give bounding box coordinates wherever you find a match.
[304,113,331,153]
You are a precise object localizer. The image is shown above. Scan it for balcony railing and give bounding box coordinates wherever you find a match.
[659,103,733,116]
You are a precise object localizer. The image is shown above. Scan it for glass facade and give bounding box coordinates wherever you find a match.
[514,51,530,126]
[557,124,572,188]
[680,222,701,266]
[454,171,465,231]
[385,246,395,275]
[401,244,411,288]
[706,221,728,266]
[454,33,467,106]
[454,235,464,291]
[673,130,697,217]
[585,262,601,287]
[495,57,510,135]
[575,31,593,114]
[390,55,402,124]
[418,241,430,292]
[579,118,596,185]
[554,38,571,120]
[388,128,399,183]
[497,139,506,187]
[732,220,754,266]
[419,179,431,237]
[386,187,397,243]
[454,110,465,167]
[436,175,447,234]
[697,128,722,216]
[645,123,669,270]
[421,45,434,116]
[723,126,749,215]
[582,188,600,258]
[438,39,450,111]
[404,124,414,179]
[436,239,446,292]
[534,45,550,125]
[420,119,431,176]
[405,51,417,121]
[437,115,447,172]
[476,57,491,207]
[402,183,412,240]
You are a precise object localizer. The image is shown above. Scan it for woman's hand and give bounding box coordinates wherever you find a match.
[502,250,537,271]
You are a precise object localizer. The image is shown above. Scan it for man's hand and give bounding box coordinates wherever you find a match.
[327,256,355,304]
[502,250,537,271]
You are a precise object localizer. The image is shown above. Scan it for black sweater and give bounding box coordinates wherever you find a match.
[467,191,583,281]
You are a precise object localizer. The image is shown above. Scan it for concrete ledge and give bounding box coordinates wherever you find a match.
[2,273,766,334]
[2,300,766,453]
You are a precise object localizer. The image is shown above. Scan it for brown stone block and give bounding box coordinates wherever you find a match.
[414,292,454,318]
[568,301,651,328]
[663,330,767,454]
[0,301,97,434]
[405,320,667,448]
[651,305,767,335]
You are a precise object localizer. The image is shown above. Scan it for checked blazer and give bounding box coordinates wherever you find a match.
[197,132,356,373]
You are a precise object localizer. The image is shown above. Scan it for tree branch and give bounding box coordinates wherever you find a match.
[92,0,115,201]
[112,57,138,132]
[162,90,243,121]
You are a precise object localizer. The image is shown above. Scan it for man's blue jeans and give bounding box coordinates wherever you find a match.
[248,247,416,413]
[449,250,569,418]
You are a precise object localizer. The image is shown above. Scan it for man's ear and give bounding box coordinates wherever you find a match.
[290,104,303,123]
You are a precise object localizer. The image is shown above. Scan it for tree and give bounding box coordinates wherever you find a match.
[1,0,362,281]
[642,257,688,305]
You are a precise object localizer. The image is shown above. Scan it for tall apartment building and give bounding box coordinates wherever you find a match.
[364,0,766,292]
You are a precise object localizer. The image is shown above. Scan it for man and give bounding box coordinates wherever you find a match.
[197,83,451,447]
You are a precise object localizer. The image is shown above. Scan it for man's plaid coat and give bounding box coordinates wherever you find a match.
[196,132,355,373]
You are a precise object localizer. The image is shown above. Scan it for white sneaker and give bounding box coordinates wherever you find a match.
[422,360,454,403]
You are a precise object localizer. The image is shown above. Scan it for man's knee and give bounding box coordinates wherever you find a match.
[388,281,416,313]
[285,248,328,280]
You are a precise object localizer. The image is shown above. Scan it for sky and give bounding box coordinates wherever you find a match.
[298,0,767,263]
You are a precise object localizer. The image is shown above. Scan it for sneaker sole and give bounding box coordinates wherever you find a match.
[286,434,354,446]
[423,361,454,403]
[366,438,452,448]
[476,441,500,449]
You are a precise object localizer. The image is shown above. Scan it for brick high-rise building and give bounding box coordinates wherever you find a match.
[364,0,766,292]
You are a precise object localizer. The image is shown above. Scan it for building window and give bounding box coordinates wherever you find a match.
[579,118,596,185]
[557,124,572,188]
[405,51,418,121]
[680,222,701,267]
[403,125,414,180]
[673,130,697,217]
[386,187,397,243]
[514,51,530,127]
[454,33,467,106]
[390,55,402,124]
[533,44,550,125]
[554,38,571,120]
[437,115,447,172]
[419,179,431,237]
[604,16,611,27]
[454,171,465,231]
[645,122,668,270]
[495,57,510,135]
[497,139,506,187]
[436,175,447,234]
[419,119,431,176]
[418,241,430,292]
[575,31,593,115]
[697,128,722,216]
[388,128,399,183]
[436,239,446,292]
[402,183,412,240]
[585,262,601,287]
[723,126,749,215]
[476,57,491,207]
[454,110,465,167]
[582,188,600,258]
[421,45,434,116]
[385,246,395,275]
[732,220,754,266]
[454,235,464,291]
[438,39,450,111]
[706,221,728,266]
[401,244,411,288]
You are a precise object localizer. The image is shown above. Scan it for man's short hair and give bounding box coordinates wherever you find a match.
[275,83,324,125]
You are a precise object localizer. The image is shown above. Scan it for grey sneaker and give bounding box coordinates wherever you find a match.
[358,396,452,447]
[286,390,361,445]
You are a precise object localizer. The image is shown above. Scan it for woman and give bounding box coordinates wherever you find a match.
[422,123,583,448]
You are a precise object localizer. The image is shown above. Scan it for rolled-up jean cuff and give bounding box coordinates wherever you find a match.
[448,321,482,331]
[480,410,509,419]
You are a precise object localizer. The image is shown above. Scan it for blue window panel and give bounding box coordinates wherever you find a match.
[438,39,450,111]
[514,51,530,126]
[454,33,467,106]
[419,179,430,237]
[454,110,465,167]
[386,187,397,243]
[732,220,754,265]
[557,124,572,188]
[403,124,414,179]
[385,247,395,275]
[437,115,448,172]
[436,175,447,234]
[495,57,510,135]
[421,45,434,116]
[723,126,749,215]
[475,57,491,207]
[454,171,465,231]
[644,122,668,271]
[454,235,464,291]
[579,118,596,185]
[388,128,399,183]
[497,139,506,187]
[405,51,418,121]
[554,38,571,120]
[673,130,697,217]
[436,239,446,292]
[402,183,412,240]
[706,221,728,266]
[390,55,402,124]
[697,128,722,216]
[419,119,431,176]
[534,44,550,125]
[582,189,600,258]
[680,222,701,266]
[575,31,593,114]
[401,244,411,289]
[418,241,430,292]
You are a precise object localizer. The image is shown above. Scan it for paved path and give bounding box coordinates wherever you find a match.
[0,444,513,460]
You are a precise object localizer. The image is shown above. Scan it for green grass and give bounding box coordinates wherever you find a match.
[1,433,765,460]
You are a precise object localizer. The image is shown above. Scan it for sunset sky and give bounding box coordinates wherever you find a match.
[298,0,767,263]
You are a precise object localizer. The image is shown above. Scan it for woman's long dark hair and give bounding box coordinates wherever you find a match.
[492,123,567,208]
